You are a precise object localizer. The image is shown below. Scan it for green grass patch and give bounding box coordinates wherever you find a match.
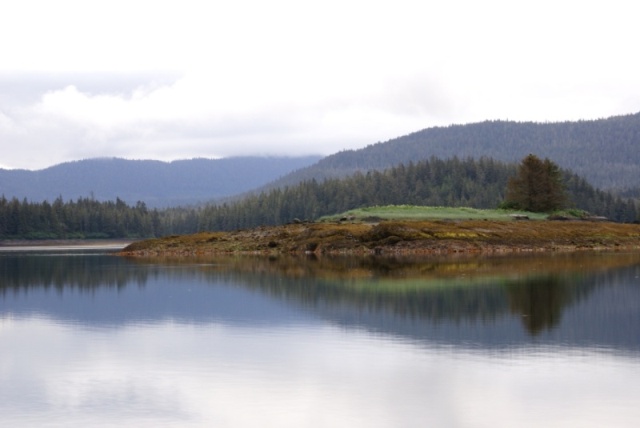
[320,205,548,222]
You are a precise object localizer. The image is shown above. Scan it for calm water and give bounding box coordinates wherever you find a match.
[1,248,639,427]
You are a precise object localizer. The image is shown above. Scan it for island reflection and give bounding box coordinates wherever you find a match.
[2,251,640,348]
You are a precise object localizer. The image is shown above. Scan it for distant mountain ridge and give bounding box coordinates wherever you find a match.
[265,112,640,192]
[4,112,640,209]
[0,156,321,207]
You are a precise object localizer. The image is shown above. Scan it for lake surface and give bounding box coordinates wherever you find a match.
[1,247,639,427]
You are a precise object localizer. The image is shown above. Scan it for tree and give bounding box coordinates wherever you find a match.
[504,154,567,212]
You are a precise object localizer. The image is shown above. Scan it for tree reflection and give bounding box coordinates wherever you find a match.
[506,275,572,335]
[0,253,150,293]
[2,251,639,338]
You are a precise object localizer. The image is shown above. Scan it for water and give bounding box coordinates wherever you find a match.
[1,247,639,427]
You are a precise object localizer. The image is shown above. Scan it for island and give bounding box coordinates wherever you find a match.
[118,217,640,257]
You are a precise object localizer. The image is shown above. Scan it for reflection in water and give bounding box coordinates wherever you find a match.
[3,316,637,428]
[1,250,640,427]
[508,275,575,335]
[2,251,639,346]
[0,251,150,291]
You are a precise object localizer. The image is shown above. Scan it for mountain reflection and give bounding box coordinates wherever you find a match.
[1,251,640,346]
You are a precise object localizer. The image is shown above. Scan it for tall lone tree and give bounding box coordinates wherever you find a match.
[505,154,567,212]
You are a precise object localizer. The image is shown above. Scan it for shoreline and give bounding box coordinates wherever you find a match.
[0,239,134,252]
[117,220,640,257]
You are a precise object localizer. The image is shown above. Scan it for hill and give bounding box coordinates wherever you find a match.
[188,157,638,235]
[0,156,321,207]
[265,112,640,192]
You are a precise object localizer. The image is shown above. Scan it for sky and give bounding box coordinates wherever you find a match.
[1,0,639,170]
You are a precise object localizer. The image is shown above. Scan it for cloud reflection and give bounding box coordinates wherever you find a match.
[1,317,639,427]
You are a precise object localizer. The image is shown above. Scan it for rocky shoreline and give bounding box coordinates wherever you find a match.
[118,219,640,257]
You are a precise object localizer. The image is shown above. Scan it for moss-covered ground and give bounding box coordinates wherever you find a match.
[119,216,640,257]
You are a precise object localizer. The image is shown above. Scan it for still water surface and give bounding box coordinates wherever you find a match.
[1,247,639,427]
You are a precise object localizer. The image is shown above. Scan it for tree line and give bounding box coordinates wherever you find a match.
[191,156,637,233]
[1,156,638,239]
[0,196,161,239]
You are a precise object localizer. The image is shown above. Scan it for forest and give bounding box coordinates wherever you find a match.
[1,157,637,240]
[266,112,640,193]
[0,196,161,239]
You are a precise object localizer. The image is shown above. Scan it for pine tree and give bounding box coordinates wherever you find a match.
[504,154,567,212]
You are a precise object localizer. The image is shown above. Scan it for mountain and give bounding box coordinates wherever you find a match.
[4,112,639,209]
[0,156,321,207]
[264,112,640,192]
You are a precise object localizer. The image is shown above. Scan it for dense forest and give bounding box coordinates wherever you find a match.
[0,196,161,239]
[190,157,638,233]
[265,112,640,192]
[2,157,636,240]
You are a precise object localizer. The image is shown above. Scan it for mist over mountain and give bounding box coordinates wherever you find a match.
[0,156,321,207]
[3,112,640,210]
[265,112,640,192]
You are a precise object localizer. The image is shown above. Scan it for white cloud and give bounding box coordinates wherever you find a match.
[1,0,640,169]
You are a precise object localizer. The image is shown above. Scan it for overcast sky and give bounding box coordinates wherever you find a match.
[1,0,639,170]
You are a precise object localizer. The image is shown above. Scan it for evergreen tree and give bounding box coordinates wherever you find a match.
[504,154,567,212]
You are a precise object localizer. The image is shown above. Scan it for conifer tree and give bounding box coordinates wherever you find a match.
[505,154,567,212]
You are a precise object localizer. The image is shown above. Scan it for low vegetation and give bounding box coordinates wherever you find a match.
[120,206,640,257]
[320,205,549,222]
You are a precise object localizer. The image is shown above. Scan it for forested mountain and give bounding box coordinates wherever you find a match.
[265,112,640,192]
[178,157,639,234]
[2,157,637,239]
[0,156,321,208]
[4,113,638,211]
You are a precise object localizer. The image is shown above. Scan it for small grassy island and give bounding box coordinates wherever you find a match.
[118,206,640,257]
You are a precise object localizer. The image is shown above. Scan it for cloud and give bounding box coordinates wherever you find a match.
[1,69,451,168]
[1,0,640,169]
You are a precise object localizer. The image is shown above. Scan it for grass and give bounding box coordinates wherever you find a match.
[119,205,640,257]
[319,205,549,222]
